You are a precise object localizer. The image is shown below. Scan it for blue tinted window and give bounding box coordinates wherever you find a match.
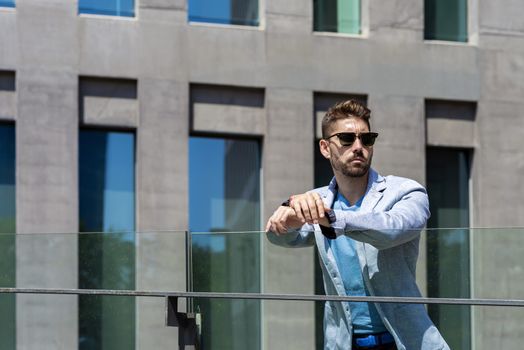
[314,0,361,34]
[190,137,260,232]
[0,125,15,233]
[426,147,471,350]
[190,136,261,350]
[0,0,15,8]
[0,124,15,350]
[425,0,467,42]
[79,130,135,350]
[79,130,135,233]
[189,0,259,26]
[79,0,134,17]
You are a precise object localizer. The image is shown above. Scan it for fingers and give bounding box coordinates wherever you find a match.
[265,206,299,235]
[316,195,325,219]
[291,192,325,224]
[265,192,326,235]
[291,196,306,223]
[272,207,289,234]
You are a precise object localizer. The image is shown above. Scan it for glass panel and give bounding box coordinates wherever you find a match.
[0,0,15,8]
[79,130,135,350]
[189,136,261,350]
[78,0,134,17]
[188,0,259,26]
[0,229,522,348]
[424,0,467,42]
[426,148,471,350]
[264,227,524,347]
[0,124,15,350]
[314,0,361,34]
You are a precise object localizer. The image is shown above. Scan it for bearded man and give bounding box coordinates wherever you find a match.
[266,100,449,350]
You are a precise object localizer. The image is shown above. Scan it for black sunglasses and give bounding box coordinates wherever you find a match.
[325,132,379,147]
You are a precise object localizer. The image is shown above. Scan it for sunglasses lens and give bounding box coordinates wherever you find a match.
[361,133,377,146]
[337,133,356,145]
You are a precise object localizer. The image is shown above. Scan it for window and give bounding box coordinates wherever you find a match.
[79,0,134,17]
[426,147,471,350]
[314,0,361,34]
[425,0,467,42]
[190,136,261,350]
[0,0,14,8]
[79,130,135,350]
[0,124,15,350]
[188,0,259,26]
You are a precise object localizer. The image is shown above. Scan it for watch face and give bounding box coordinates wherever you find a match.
[327,210,336,224]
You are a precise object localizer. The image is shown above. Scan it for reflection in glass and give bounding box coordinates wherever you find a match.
[79,130,135,350]
[188,0,259,26]
[0,124,15,350]
[78,0,134,17]
[426,147,471,350]
[424,0,467,42]
[190,136,261,350]
[0,0,15,8]
[314,0,361,34]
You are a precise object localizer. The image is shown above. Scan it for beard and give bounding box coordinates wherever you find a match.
[330,151,372,178]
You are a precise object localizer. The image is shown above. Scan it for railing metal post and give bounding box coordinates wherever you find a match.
[166,296,200,350]
[186,230,193,313]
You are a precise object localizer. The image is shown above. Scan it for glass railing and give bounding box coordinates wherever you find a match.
[0,228,522,350]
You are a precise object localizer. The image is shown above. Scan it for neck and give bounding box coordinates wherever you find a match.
[334,171,369,205]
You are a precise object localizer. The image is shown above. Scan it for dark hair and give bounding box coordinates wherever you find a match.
[321,99,371,138]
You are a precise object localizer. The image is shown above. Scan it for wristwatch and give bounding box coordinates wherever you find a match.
[325,209,337,224]
[281,198,336,224]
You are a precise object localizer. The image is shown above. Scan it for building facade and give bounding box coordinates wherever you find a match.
[1,0,524,349]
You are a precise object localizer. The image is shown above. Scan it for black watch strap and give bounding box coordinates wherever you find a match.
[320,225,336,239]
[326,209,336,224]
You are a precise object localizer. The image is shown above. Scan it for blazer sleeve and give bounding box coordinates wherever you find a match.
[266,224,316,248]
[330,181,430,250]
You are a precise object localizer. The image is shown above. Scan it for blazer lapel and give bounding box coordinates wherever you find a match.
[315,176,346,294]
[356,169,387,277]
[360,169,386,211]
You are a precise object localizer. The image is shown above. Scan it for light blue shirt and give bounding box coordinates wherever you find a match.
[329,193,387,335]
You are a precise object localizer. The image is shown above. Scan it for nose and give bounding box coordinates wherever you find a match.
[351,135,364,151]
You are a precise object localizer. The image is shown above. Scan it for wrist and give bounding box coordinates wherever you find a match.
[320,209,336,226]
[318,217,330,227]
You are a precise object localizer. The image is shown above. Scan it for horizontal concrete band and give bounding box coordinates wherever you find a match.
[0,288,523,307]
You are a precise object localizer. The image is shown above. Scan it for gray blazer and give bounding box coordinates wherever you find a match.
[267,168,450,350]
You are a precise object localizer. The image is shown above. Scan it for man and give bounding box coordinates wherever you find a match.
[265,100,449,350]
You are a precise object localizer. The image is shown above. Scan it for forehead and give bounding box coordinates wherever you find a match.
[331,117,370,133]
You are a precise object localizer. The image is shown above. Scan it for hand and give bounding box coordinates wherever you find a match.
[265,206,304,235]
[289,192,328,225]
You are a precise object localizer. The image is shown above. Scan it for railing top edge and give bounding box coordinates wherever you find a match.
[1,288,523,307]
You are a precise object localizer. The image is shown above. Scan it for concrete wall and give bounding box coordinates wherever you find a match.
[471,1,524,348]
[0,0,523,349]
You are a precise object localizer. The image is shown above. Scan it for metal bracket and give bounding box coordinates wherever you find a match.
[166,296,200,350]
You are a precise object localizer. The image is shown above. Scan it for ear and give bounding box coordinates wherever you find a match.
[319,139,331,159]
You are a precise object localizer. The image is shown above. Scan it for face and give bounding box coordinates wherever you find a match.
[319,117,374,178]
